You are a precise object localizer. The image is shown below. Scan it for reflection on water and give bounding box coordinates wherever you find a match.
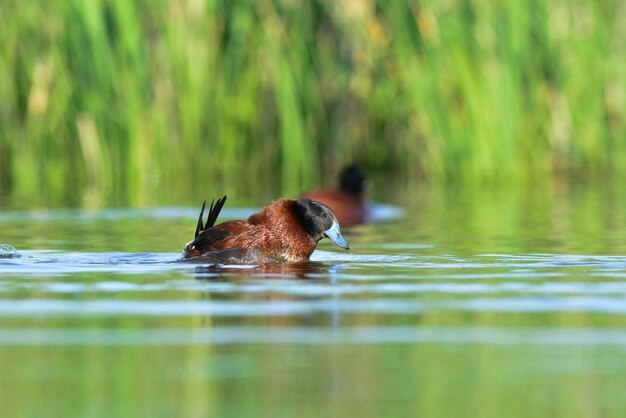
[3,183,626,417]
[193,260,336,281]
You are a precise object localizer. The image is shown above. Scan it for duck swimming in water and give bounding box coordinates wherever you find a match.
[182,196,349,263]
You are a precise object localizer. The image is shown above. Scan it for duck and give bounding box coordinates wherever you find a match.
[301,165,370,226]
[182,196,349,262]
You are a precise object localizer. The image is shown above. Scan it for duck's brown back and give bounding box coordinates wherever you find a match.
[186,199,317,262]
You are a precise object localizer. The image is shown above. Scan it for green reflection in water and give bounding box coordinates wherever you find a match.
[1,344,624,417]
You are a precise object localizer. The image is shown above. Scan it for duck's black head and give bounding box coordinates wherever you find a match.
[339,165,369,196]
[294,198,349,250]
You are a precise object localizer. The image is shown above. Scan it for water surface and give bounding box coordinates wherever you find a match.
[1,183,626,417]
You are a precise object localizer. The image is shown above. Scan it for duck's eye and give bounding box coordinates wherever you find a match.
[323,213,328,218]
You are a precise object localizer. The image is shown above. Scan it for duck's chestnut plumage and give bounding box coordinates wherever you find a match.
[302,165,370,226]
[183,196,349,262]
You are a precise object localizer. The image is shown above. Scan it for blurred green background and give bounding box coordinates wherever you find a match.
[1,0,624,208]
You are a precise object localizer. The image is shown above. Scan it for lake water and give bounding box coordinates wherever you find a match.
[2,182,626,417]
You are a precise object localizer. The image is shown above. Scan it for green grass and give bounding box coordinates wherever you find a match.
[0,0,624,206]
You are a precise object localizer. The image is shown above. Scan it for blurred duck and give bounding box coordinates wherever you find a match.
[182,196,349,263]
[301,165,370,226]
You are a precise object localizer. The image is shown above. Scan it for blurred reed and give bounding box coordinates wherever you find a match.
[0,0,624,206]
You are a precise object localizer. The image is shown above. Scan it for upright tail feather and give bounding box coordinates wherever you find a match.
[194,201,207,238]
[206,196,227,229]
[194,196,227,238]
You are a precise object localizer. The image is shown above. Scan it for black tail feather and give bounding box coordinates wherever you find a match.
[206,196,227,228]
[195,201,207,239]
[194,196,227,238]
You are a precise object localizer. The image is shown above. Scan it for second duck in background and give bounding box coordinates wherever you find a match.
[302,165,370,226]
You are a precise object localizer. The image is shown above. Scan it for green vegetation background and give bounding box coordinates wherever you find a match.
[1,0,624,207]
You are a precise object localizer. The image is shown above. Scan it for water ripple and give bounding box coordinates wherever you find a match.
[2,295,626,317]
[0,326,625,346]
[3,280,626,297]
